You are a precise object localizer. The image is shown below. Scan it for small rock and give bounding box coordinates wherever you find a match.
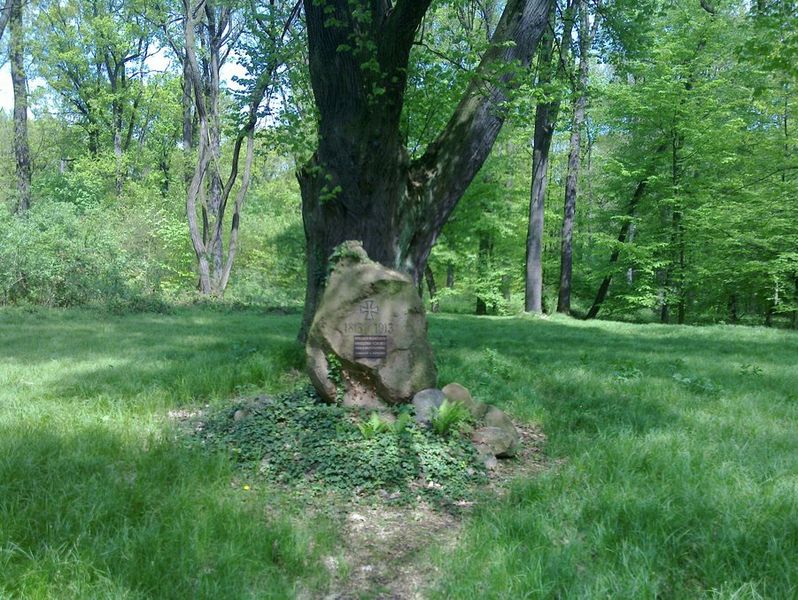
[442,382,489,419]
[233,408,250,421]
[484,405,516,431]
[412,388,445,426]
[473,442,499,470]
[472,426,519,458]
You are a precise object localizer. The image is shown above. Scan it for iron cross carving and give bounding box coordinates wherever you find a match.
[360,300,379,320]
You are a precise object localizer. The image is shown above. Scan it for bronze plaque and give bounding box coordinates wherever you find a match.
[354,335,388,359]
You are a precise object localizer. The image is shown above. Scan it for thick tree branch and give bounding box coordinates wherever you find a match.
[699,0,717,15]
[0,0,12,43]
[406,0,552,269]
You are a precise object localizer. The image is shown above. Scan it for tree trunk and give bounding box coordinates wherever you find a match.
[10,0,31,214]
[183,0,275,297]
[557,0,591,314]
[525,1,575,314]
[476,234,491,315]
[446,263,455,288]
[182,55,194,185]
[298,0,551,340]
[0,0,11,42]
[425,265,439,313]
[728,293,738,324]
[585,179,647,319]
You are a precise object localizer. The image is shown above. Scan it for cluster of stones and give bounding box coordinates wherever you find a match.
[306,241,520,468]
[412,383,520,469]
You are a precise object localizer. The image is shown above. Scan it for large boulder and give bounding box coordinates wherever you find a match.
[306,241,437,408]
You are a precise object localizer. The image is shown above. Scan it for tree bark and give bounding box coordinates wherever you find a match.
[298,0,551,340]
[476,234,492,315]
[10,0,31,215]
[425,265,439,313]
[525,1,575,314]
[0,0,11,43]
[557,0,591,314]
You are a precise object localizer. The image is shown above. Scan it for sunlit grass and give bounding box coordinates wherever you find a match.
[1,307,796,598]
[428,314,798,599]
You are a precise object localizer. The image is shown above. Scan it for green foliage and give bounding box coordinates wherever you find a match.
[195,387,486,504]
[431,399,473,436]
[0,202,129,306]
[357,412,393,439]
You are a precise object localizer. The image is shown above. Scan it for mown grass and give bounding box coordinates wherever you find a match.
[430,314,798,599]
[0,307,333,599]
[1,307,797,598]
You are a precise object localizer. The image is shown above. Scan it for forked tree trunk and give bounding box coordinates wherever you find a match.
[183,0,277,296]
[298,0,551,340]
[10,0,31,214]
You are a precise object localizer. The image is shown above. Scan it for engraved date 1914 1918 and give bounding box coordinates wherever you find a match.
[343,321,394,335]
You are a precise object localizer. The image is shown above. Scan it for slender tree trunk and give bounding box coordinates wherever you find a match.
[425,265,439,313]
[728,293,738,324]
[183,0,273,297]
[476,234,491,315]
[182,55,194,177]
[0,0,12,42]
[446,263,455,288]
[10,0,31,214]
[113,104,124,194]
[626,222,636,284]
[525,1,575,314]
[525,101,553,314]
[585,179,647,319]
[557,0,591,314]
[298,0,551,340]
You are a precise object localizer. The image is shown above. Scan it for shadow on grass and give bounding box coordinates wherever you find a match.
[0,424,332,599]
[1,308,304,408]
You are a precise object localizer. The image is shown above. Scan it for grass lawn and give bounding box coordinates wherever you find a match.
[1,307,796,598]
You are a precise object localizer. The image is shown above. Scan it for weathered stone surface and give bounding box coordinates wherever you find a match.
[484,406,516,431]
[306,241,437,408]
[474,443,499,470]
[471,426,519,458]
[441,382,489,419]
[412,388,445,426]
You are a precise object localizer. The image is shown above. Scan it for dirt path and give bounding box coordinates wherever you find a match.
[321,424,548,600]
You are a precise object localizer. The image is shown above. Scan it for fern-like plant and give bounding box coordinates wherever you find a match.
[357,412,393,439]
[431,400,472,436]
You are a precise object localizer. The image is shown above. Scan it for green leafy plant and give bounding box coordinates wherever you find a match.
[192,387,485,504]
[431,399,472,436]
[326,354,345,402]
[389,410,413,435]
[357,412,392,439]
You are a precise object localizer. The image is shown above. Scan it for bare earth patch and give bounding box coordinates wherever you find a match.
[169,407,549,599]
[321,421,549,600]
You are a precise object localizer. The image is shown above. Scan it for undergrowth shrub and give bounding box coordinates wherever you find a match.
[192,387,486,505]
